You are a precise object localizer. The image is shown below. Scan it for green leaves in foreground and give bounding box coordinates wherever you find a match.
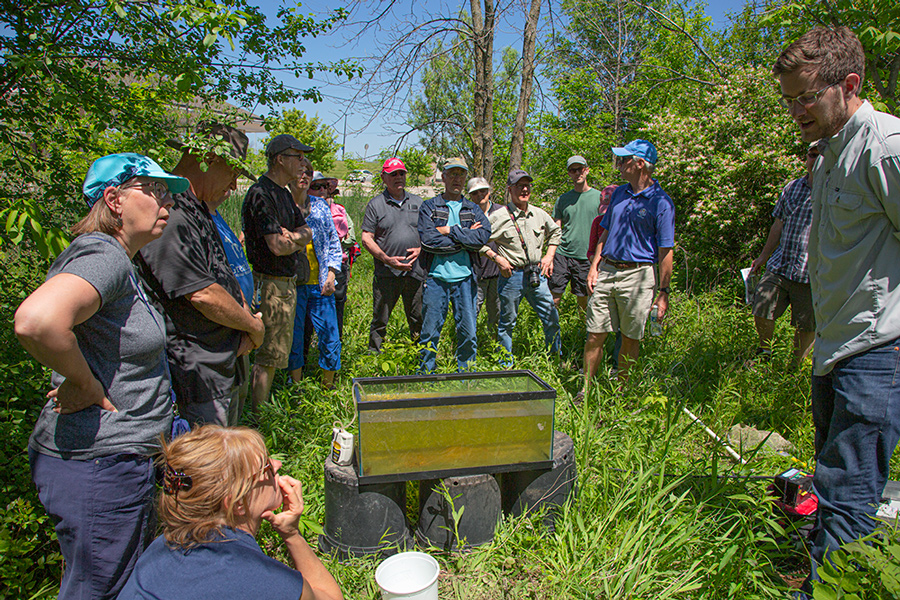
[812,523,900,600]
[1,199,70,260]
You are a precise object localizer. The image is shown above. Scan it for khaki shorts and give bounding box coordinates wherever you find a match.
[752,270,815,332]
[253,273,297,369]
[586,262,657,339]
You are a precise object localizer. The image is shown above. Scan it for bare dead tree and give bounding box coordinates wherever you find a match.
[509,0,541,169]
[470,0,496,181]
[326,0,507,177]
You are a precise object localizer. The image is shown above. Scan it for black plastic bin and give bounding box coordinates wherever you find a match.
[319,456,413,559]
[499,430,577,530]
[416,473,501,550]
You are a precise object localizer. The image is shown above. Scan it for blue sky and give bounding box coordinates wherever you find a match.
[246,0,750,158]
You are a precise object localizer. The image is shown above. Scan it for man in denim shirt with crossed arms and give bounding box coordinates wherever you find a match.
[774,27,900,596]
[417,158,491,372]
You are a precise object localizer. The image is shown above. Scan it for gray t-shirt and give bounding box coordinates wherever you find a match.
[29,233,173,460]
[362,190,425,280]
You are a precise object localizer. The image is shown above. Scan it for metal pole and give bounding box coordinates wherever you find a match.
[682,407,747,465]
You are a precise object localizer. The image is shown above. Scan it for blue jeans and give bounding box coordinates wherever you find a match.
[30,450,157,600]
[808,337,900,586]
[419,274,477,373]
[497,270,561,365]
[288,285,341,372]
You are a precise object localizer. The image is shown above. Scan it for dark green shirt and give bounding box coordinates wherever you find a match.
[552,188,601,259]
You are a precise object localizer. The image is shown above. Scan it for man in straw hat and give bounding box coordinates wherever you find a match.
[137,123,264,426]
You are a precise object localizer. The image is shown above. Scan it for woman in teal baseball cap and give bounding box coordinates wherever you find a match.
[14,153,188,600]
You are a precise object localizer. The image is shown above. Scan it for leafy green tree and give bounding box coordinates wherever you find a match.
[375,147,433,186]
[534,0,722,195]
[0,0,355,259]
[547,0,719,140]
[716,3,793,70]
[342,154,362,174]
[398,148,433,186]
[263,109,341,173]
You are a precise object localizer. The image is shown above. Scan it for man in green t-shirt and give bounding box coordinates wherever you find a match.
[550,155,602,312]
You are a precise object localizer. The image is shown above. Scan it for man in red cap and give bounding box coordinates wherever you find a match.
[360,157,425,352]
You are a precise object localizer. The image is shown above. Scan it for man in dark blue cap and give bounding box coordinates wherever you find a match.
[582,139,675,394]
[242,133,313,410]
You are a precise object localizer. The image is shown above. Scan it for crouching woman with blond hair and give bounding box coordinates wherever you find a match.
[118,426,343,600]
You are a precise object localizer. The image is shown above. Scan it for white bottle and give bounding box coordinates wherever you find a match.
[650,305,663,337]
[331,427,354,466]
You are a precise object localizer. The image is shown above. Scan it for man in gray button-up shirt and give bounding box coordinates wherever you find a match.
[774,26,900,596]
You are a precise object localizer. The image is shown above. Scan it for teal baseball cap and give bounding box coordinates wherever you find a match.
[82,153,189,207]
[611,139,658,165]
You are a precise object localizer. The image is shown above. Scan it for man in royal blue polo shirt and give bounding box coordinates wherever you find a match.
[582,139,675,395]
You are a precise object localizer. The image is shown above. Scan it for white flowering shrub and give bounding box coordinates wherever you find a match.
[645,67,807,284]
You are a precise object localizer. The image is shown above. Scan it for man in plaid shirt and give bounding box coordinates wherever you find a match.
[747,143,820,368]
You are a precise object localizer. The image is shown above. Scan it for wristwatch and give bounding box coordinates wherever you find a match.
[659,286,671,294]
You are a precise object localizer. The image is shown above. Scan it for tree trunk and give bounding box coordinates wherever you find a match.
[509,0,540,170]
[471,0,496,183]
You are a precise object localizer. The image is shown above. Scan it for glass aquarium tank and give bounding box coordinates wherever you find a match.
[353,370,556,483]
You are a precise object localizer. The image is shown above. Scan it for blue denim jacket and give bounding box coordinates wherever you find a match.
[417,194,491,273]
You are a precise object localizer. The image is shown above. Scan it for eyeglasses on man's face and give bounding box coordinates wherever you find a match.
[614,155,633,167]
[310,183,327,191]
[778,82,840,110]
[567,165,585,174]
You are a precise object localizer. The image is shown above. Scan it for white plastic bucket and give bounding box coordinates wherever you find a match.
[374,551,440,600]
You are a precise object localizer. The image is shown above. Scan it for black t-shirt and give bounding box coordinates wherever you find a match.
[362,190,425,280]
[137,190,243,405]
[242,175,308,278]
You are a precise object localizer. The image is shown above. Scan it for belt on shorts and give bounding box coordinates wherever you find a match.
[601,258,653,270]
[254,272,297,283]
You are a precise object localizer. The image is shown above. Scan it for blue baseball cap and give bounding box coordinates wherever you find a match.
[611,139,658,165]
[82,153,189,207]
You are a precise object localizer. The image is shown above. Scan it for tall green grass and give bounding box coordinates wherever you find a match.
[229,187,898,599]
[231,186,900,598]
[6,186,897,598]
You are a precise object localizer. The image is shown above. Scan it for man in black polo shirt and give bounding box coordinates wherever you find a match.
[361,157,425,352]
[137,123,265,426]
[242,134,313,410]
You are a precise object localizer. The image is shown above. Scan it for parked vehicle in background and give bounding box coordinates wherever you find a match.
[347,169,374,182]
